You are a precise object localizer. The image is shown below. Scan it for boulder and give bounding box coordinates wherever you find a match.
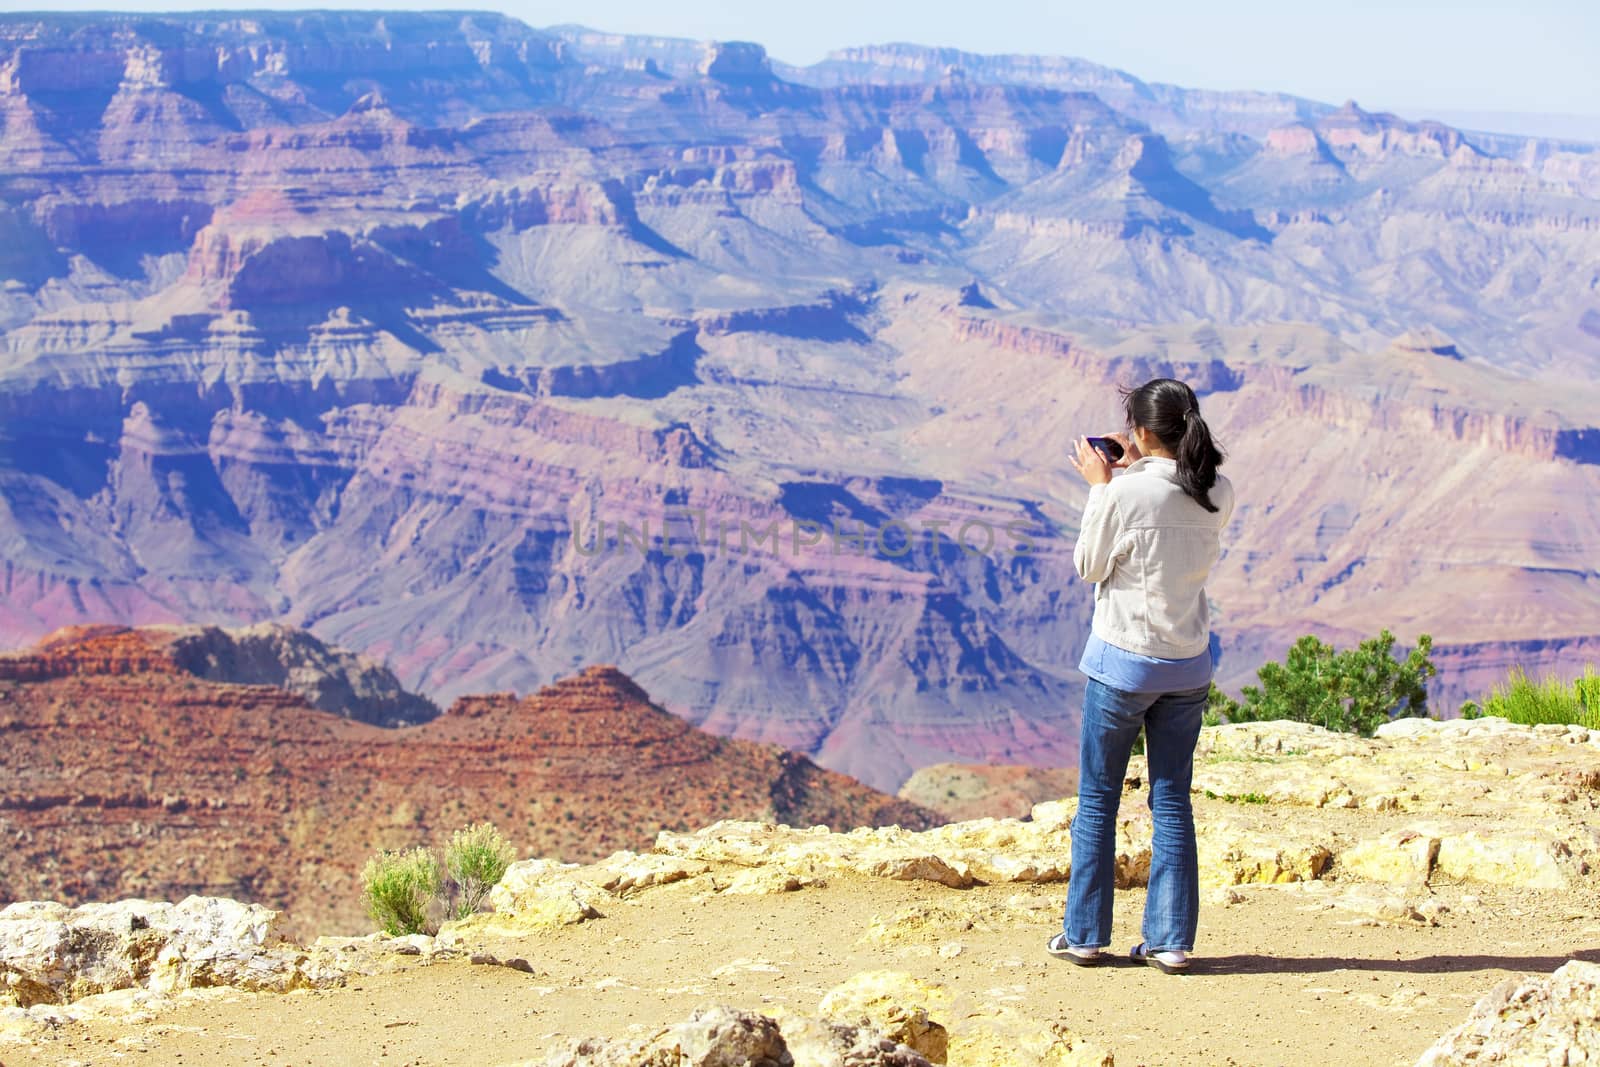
[1415,960,1600,1066]
[818,971,951,1063]
[780,1014,935,1066]
[540,1005,792,1066]
[0,896,312,1008]
[1029,799,1077,828]
[1433,830,1574,890]
[472,858,612,933]
[533,1004,936,1067]
[946,1005,1114,1067]
[674,1006,791,1067]
[1339,828,1441,884]
[446,884,604,941]
[588,851,711,895]
[147,896,305,995]
[1196,822,1331,885]
[489,858,588,908]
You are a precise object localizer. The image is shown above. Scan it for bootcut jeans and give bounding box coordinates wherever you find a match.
[1062,677,1209,953]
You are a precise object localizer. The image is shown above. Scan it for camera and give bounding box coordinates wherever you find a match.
[1085,436,1125,463]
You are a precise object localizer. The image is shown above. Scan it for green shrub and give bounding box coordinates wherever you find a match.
[361,847,442,936]
[444,822,516,920]
[360,824,517,934]
[1203,789,1269,804]
[1211,631,1435,737]
[1466,666,1600,728]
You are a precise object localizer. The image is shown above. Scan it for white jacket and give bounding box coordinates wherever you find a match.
[1073,457,1234,659]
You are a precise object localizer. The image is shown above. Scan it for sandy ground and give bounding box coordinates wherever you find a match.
[7,870,1598,1067]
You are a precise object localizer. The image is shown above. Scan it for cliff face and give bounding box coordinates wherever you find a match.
[2,622,433,724]
[0,12,568,141]
[2,13,1599,793]
[0,626,933,936]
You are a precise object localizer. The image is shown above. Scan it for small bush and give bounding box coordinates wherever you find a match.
[361,847,442,936]
[1466,666,1600,729]
[1203,789,1269,804]
[444,823,516,920]
[1210,631,1435,737]
[360,824,517,934]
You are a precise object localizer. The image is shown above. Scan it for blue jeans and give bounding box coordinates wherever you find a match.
[1063,678,1208,952]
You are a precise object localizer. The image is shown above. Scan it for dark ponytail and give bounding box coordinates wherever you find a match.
[1121,378,1225,512]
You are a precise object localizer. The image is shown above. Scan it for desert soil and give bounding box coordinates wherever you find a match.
[8,870,1597,1067]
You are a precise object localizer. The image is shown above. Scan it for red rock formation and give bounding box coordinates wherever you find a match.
[0,627,935,936]
[1,626,181,680]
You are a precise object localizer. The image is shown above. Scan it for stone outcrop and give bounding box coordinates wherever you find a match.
[0,895,472,1042]
[1191,718,1600,890]
[1415,960,1600,1067]
[535,1004,930,1067]
[434,717,1600,913]
[818,971,950,1062]
[947,1006,1114,1067]
[155,622,439,725]
[1,896,317,1009]
[509,977,1111,1067]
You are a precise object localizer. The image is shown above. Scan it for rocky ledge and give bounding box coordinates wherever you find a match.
[2,717,1597,1065]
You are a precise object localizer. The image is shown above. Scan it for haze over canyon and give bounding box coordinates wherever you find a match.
[1,11,1598,789]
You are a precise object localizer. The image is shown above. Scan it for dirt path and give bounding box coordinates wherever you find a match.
[9,872,1597,1067]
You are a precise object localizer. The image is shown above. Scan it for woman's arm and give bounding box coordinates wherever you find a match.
[1070,436,1125,581]
[1073,483,1124,582]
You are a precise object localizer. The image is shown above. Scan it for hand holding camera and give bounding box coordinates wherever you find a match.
[1072,432,1141,486]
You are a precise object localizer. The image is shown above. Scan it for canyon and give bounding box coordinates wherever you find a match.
[1,12,1598,789]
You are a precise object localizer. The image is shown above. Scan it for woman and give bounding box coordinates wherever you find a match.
[1046,377,1233,975]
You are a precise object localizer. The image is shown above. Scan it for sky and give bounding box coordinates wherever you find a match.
[28,0,1600,123]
